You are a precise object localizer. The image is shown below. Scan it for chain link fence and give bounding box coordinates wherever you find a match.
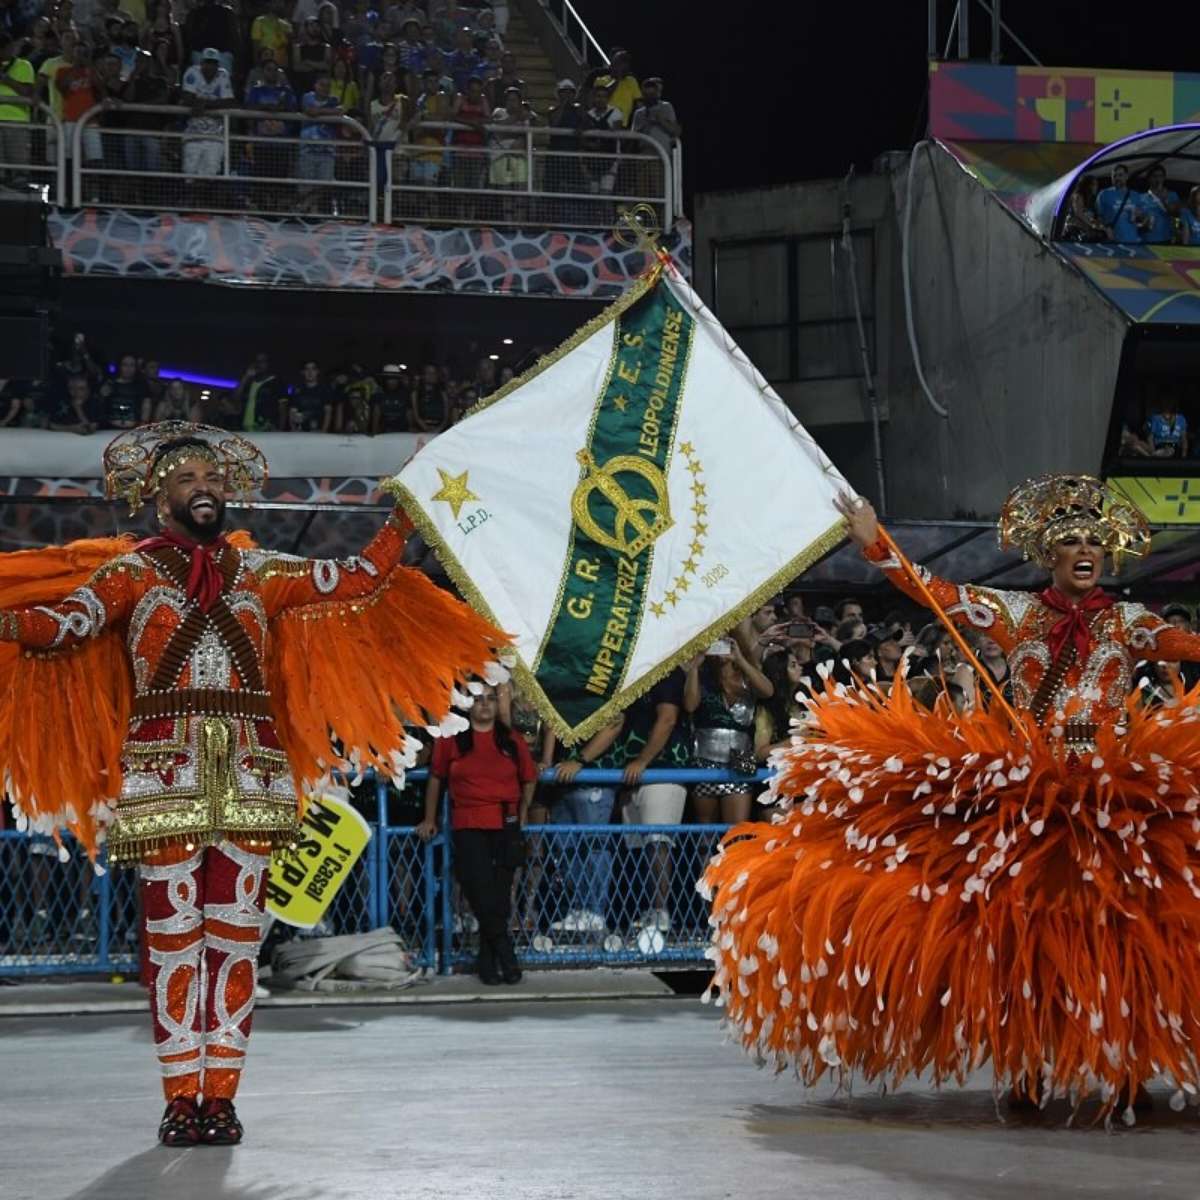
[0,769,752,977]
[0,100,67,203]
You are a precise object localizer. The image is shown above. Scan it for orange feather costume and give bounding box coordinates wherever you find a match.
[0,424,506,1133]
[703,477,1200,1122]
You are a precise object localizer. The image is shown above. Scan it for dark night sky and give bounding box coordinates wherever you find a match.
[574,2,1195,203]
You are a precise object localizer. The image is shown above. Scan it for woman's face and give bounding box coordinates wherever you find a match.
[785,652,803,685]
[852,650,877,677]
[470,685,498,728]
[717,658,745,693]
[168,378,185,401]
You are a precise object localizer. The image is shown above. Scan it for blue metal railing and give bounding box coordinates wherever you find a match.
[0,767,772,977]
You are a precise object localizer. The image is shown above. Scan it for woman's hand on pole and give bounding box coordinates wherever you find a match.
[833,492,879,549]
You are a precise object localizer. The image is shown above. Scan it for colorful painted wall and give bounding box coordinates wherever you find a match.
[930,62,1200,144]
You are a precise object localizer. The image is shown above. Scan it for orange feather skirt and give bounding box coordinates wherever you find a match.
[701,677,1200,1121]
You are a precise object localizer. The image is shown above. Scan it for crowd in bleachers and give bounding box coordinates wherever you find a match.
[0,333,535,431]
[0,0,679,223]
[1118,377,1193,460]
[1065,163,1200,245]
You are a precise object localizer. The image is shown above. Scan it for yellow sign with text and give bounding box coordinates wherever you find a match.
[265,794,372,929]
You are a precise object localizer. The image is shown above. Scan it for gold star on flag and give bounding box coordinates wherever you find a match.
[687,460,702,476]
[683,556,699,574]
[680,441,694,455]
[676,576,690,594]
[690,539,704,556]
[612,394,628,412]
[666,590,679,607]
[692,501,708,517]
[650,601,666,618]
[691,481,706,498]
[431,468,480,519]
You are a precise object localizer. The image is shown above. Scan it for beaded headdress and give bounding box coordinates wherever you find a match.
[103,421,268,515]
[998,473,1151,569]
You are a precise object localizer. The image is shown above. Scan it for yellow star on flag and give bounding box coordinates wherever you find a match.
[431,468,480,519]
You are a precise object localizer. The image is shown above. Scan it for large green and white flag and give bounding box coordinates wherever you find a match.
[389,264,849,743]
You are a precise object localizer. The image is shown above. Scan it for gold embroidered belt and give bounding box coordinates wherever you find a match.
[132,688,274,721]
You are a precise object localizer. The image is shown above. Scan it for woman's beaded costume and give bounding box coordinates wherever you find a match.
[703,476,1200,1122]
[0,424,505,1135]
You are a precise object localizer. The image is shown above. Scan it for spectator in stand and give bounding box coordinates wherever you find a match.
[472,8,501,54]
[603,48,640,127]
[448,382,477,424]
[832,637,877,686]
[1145,385,1189,458]
[182,0,236,72]
[1140,164,1181,245]
[96,351,148,428]
[485,48,519,108]
[181,48,233,181]
[417,682,535,986]
[245,56,295,208]
[0,31,35,185]
[149,375,190,421]
[581,78,620,197]
[328,54,359,116]
[547,76,582,194]
[0,378,43,428]
[338,361,378,432]
[393,16,423,92]
[910,621,958,679]
[251,0,292,77]
[282,358,334,430]
[630,75,678,195]
[292,0,334,30]
[872,621,906,686]
[36,25,74,167]
[142,0,183,73]
[233,351,282,430]
[1063,177,1108,243]
[449,73,487,198]
[445,24,479,92]
[968,630,1010,692]
[409,362,448,432]
[115,46,172,181]
[755,648,806,762]
[1182,187,1200,246]
[319,2,352,72]
[432,0,469,50]
[110,17,139,80]
[368,68,406,191]
[408,67,451,192]
[476,36,501,92]
[52,373,97,432]
[151,35,178,90]
[372,362,410,431]
[423,47,454,96]
[489,83,537,219]
[684,640,773,825]
[140,356,163,410]
[834,615,867,644]
[23,18,58,71]
[1097,163,1149,244]
[297,71,343,213]
[290,16,330,97]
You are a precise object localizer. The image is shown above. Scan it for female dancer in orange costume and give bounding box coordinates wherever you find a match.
[703,475,1200,1123]
[0,423,505,1146]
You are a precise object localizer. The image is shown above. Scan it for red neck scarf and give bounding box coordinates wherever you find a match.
[1038,586,1114,664]
[136,530,229,613]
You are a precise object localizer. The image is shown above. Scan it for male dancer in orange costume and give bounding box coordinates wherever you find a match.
[0,423,503,1145]
[705,476,1200,1122]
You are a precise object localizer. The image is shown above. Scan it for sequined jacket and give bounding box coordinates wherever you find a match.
[864,537,1200,739]
[0,516,407,861]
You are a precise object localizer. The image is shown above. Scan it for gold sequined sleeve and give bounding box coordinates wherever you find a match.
[862,536,1026,652]
[0,563,136,650]
[257,511,412,618]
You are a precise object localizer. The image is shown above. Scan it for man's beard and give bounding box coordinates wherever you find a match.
[169,494,226,541]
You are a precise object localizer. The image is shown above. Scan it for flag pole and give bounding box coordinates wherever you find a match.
[877,527,1025,729]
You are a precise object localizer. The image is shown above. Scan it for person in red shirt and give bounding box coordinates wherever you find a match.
[419,683,536,984]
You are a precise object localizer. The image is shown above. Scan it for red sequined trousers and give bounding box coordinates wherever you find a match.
[139,840,269,1101]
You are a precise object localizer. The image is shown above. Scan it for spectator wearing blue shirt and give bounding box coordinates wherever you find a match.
[446,25,481,94]
[298,72,343,212]
[1182,186,1200,245]
[1146,386,1189,458]
[245,58,296,202]
[1140,164,1181,244]
[1096,164,1149,243]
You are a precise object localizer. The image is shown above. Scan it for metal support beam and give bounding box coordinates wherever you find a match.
[990,0,1001,63]
[957,0,969,60]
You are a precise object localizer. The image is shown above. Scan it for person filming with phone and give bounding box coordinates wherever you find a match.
[683,637,773,825]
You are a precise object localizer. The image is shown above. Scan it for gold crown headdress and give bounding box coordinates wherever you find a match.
[998,473,1151,569]
[103,421,268,515]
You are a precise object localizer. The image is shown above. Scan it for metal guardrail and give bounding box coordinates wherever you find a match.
[383,122,672,231]
[0,767,766,977]
[0,99,67,203]
[73,104,376,223]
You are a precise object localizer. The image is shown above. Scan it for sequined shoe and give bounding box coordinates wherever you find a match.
[199,1098,244,1145]
[158,1097,200,1147]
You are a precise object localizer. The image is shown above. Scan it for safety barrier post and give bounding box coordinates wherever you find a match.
[373,777,388,930]
[438,791,454,974]
[95,857,112,973]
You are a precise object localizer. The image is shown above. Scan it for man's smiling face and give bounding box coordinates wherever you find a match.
[162,457,227,542]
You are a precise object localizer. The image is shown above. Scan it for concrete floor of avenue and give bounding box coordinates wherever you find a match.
[4,997,1200,1200]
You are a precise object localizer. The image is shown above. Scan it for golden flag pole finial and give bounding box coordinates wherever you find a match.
[613,204,670,281]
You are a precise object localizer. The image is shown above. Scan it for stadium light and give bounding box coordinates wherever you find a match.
[502,338,514,345]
